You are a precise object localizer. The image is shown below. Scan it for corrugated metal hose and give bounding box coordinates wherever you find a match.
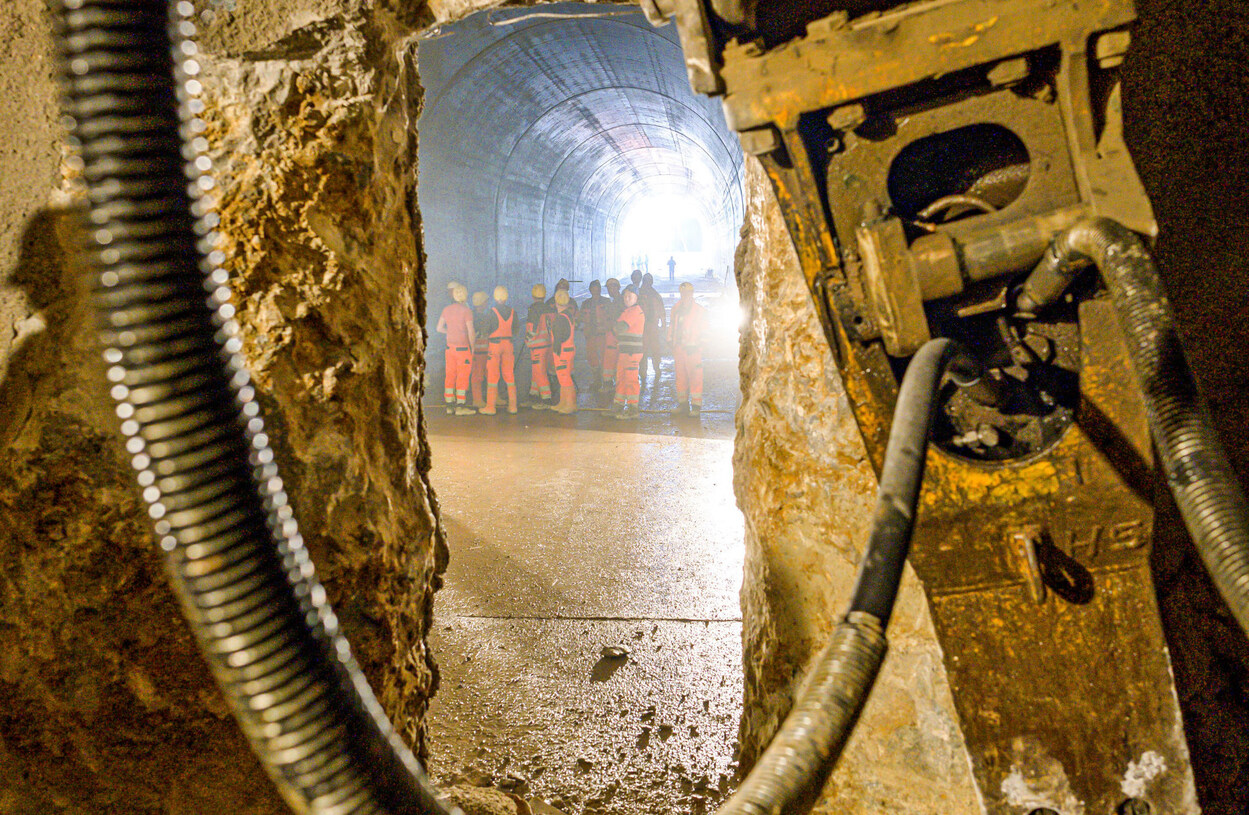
[53,0,1249,813]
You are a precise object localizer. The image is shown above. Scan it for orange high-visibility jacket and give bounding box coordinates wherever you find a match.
[615,304,645,354]
[553,310,576,355]
[670,300,707,349]
[526,301,553,348]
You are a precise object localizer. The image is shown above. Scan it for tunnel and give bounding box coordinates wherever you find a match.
[5,1,1249,814]
[416,3,745,300]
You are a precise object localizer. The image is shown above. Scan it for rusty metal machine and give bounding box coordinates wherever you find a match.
[637,0,1236,812]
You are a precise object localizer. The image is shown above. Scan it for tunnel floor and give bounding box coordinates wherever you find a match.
[424,354,744,814]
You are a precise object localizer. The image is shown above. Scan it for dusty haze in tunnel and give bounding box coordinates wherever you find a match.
[417,4,745,301]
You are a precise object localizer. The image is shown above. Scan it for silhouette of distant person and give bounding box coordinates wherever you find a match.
[667,255,676,281]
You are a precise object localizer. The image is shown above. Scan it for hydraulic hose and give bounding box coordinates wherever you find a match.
[848,338,980,622]
[1020,217,1249,637]
[715,338,979,815]
[56,2,452,813]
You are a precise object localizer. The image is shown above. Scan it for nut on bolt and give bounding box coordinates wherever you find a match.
[987,57,1029,87]
[739,125,782,157]
[827,103,867,132]
[1096,29,1132,69]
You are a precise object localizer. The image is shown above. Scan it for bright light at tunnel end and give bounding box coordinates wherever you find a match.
[618,192,714,276]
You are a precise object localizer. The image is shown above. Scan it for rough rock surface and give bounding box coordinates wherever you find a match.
[2,0,1247,813]
[0,2,445,812]
[732,157,982,813]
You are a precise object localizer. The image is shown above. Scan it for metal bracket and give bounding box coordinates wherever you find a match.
[649,0,1196,811]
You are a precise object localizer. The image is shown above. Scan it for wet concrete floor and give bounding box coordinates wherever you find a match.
[425,352,744,814]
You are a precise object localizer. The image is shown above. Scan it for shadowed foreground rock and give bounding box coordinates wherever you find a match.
[0,0,1246,812]
[0,3,444,812]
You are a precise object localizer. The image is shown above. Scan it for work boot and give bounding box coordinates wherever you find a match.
[671,400,688,416]
[454,404,476,416]
[690,404,701,417]
[553,388,578,414]
[445,401,456,416]
[507,385,518,414]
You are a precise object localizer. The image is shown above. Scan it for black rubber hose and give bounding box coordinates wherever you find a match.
[713,613,886,815]
[1021,217,1249,637]
[55,2,453,813]
[848,338,980,622]
[714,338,978,815]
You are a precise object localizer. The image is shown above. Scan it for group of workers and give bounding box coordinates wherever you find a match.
[435,271,707,420]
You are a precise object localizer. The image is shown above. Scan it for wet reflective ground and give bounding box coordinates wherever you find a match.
[425,352,744,814]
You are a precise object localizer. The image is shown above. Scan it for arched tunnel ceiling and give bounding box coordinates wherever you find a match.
[418,3,745,296]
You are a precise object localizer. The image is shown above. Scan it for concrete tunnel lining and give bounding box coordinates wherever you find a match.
[417,3,745,298]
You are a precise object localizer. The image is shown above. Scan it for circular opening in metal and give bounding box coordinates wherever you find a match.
[887,123,1030,224]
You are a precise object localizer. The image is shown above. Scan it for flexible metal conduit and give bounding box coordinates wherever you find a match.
[57,0,980,813]
[715,338,979,815]
[56,2,452,812]
[1021,217,1249,637]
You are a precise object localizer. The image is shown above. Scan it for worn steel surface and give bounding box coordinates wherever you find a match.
[651,0,1201,811]
[908,301,1197,813]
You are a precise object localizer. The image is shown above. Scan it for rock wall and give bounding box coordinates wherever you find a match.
[2,0,1246,813]
[0,2,446,812]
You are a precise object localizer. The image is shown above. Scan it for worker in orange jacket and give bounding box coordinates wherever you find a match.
[668,281,708,416]
[601,277,622,392]
[551,289,578,413]
[612,285,645,420]
[435,283,476,415]
[469,291,490,407]
[481,285,518,415]
[525,284,554,408]
[578,280,611,391]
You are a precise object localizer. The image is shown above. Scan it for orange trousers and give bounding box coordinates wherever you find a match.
[529,345,551,399]
[602,333,619,384]
[674,346,703,406]
[614,352,641,407]
[470,349,488,406]
[553,347,575,390]
[486,340,516,410]
[444,346,472,404]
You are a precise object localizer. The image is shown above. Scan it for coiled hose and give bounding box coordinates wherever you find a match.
[1021,217,1249,637]
[56,1,983,813]
[56,2,452,813]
